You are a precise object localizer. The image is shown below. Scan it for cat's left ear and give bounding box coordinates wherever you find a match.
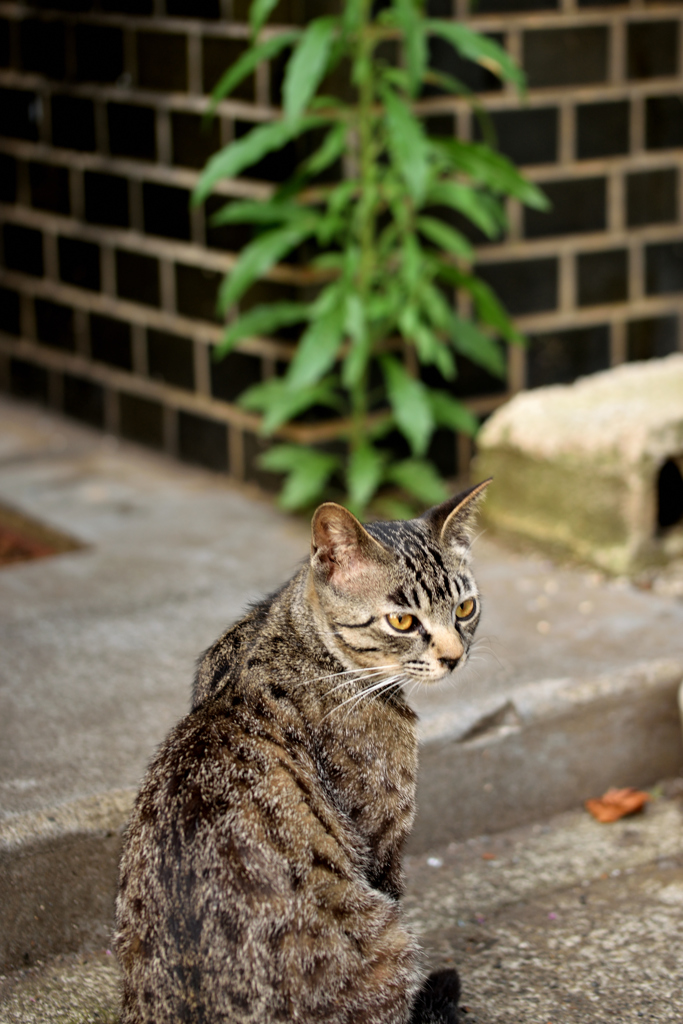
[311,502,391,587]
[422,478,492,551]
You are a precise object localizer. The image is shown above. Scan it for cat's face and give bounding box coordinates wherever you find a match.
[308,483,488,686]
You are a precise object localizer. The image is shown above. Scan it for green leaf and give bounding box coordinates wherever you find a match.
[426,20,525,93]
[193,116,325,205]
[417,215,474,261]
[341,292,371,389]
[300,120,348,179]
[259,445,340,510]
[286,302,346,389]
[217,219,317,314]
[240,377,341,434]
[467,277,524,345]
[380,83,430,206]
[209,199,303,227]
[449,315,507,377]
[347,443,387,511]
[206,32,300,117]
[426,181,501,238]
[385,458,448,505]
[395,0,426,98]
[214,302,309,358]
[381,356,435,457]
[429,391,479,436]
[250,0,281,37]
[435,139,549,210]
[283,17,338,122]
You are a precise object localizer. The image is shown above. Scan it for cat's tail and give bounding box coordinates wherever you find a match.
[409,968,461,1024]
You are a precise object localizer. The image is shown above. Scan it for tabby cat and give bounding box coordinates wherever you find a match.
[115,481,489,1023]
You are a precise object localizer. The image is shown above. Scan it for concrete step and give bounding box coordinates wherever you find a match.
[1,394,683,975]
[2,783,682,1022]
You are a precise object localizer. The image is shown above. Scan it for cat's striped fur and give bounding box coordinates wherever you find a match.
[115,483,489,1023]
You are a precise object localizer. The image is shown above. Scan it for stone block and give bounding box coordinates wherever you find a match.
[474,355,683,574]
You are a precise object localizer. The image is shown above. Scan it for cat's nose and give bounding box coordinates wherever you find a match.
[439,656,460,673]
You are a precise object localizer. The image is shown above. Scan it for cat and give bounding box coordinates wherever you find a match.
[115,481,490,1023]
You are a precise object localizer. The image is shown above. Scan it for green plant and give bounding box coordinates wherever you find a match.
[193,0,548,516]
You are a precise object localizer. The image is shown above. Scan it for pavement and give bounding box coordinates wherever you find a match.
[0,393,683,1018]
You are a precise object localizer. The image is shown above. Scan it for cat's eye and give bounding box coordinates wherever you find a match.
[387,613,414,632]
[455,598,476,621]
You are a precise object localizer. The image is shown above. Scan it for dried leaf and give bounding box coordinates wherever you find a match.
[585,787,650,824]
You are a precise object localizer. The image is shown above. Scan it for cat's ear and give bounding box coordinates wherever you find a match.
[311,502,390,586]
[422,478,492,551]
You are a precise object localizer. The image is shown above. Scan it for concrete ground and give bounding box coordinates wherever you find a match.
[1,394,683,1019]
[1,783,682,1023]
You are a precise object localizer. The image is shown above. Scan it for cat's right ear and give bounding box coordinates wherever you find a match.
[311,503,390,586]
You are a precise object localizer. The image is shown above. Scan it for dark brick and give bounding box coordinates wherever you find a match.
[0,154,17,203]
[0,18,10,66]
[627,169,677,227]
[178,412,228,472]
[75,24,124,83]
[424,114,455,139]
[0,88,40,141]
[137,33,186,91]
[210,349,262,401]
[524,27,608,88]
[243,432,281,493]
[3,224,43,276]
[474,0,556,10]
[628,22,678,79]
[0,288,21,336]
[116,250,160,307]
[167,0,219,16]
[205,196,252,252]
[142,183,191,241]
[58,237,100,291]
[646,96,683,150]
[84,172,129,227]
[577,250,628,306]
[119,393,164,449]
[171,112,220,169]
[528,324,610,387]
[29,162,70,214]
[90,313,133,369]
[476,258,557,315]
[63,374,104,427]
[52,95,96,151]
[627,316,678,361]
[176,264,221,321]
[525,178,606,238]
[28,0,92,10]
[20,18,66,79]
[474,108,557,166]
[202,37,254,100]
[646,242,683,294]
[577,101,629,159]
[35,298,75,350]
[102,0,153,11]
[429,428,458,479]
[9,359,49,404]
[147,329,195,390]
[108,103,156,160]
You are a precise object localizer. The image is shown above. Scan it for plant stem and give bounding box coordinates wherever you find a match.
[350,0,377,455]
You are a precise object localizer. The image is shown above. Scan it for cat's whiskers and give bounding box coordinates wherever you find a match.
[324,673,406,721]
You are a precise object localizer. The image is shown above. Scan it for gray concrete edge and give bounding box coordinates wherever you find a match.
[2,658,682,970]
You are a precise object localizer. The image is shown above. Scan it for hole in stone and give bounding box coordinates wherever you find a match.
[0,502,82,569]
[657,458,683,531]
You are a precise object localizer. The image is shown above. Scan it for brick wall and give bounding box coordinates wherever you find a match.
[1,0,682,486]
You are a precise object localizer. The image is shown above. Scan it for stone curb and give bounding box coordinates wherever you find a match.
[2,659,682,971]
[411,657,683,853]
